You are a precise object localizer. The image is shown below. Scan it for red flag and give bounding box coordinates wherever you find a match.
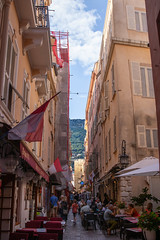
[48,157,63,174]
[8,92,60,142]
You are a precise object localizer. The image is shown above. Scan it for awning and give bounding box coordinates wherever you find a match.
[116,156,159,177]
[20,142,49,182]
[116,156,159,175]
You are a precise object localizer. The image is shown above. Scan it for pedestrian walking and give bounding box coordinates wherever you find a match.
[72,199,79,223]
[61,196,68,221]
[50,193,58,217]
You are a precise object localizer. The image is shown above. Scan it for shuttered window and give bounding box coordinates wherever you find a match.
[48,136,51,166]
[105,136,108,163]
[131,62,142,95]
[22,72,30,120]
[113,117,117,152]
[109,129,111,160]
[137,125,146,147]
[126,6,147,32]
[140,67,154,98]
[104,80,109,110]
[4,35,17,112]
[137,125,158,148]
[111,64,116,97]
[131,62,154,98]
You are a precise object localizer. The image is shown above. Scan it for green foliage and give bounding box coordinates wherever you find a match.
[131,187,160,211]
[138,211,160,231]
[117,202,126,209]
[70,119,86,167]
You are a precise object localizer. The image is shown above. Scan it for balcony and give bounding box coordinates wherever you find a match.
[14,0,52,79]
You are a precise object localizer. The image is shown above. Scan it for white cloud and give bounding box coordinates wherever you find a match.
[49,0,102,74]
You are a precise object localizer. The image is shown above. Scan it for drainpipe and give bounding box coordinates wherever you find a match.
[0,0,11,98]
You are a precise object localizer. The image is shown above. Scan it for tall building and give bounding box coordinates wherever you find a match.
[0,0,61,239]
[85,0,158,203]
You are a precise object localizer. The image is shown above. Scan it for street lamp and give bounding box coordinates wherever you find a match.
[119,140,129,169]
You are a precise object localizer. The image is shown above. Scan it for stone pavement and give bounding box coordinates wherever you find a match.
[63,210,120,240]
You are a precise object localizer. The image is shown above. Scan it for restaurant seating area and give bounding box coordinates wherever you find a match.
[10,217,64,240]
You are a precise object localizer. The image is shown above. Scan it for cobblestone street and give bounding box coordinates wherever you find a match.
[63,211,120,240]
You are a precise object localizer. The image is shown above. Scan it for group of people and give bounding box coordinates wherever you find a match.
[50,192,154,234]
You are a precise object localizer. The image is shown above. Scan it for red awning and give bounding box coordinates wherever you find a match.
[20,142,49,182]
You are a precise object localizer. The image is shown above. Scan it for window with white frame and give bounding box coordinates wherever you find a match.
[22,72,30,120]
[131,62,154,98]
[137,125,158,148]
[3,34,18,112]
[126,5,147,32]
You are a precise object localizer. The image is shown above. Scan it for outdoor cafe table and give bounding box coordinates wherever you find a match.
[122,217,138,224]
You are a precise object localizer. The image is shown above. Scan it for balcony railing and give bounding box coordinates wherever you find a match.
[35,6,50,28]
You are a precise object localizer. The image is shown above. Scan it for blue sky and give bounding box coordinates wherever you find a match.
[49,0,108,119]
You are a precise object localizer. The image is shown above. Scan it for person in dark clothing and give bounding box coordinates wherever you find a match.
[103,193,109,206]
[61,196,68,221]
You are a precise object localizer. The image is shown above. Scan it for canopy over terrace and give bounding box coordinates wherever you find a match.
[116,156,159,177]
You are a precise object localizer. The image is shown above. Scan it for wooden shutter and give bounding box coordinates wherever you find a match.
[137,125,146,147]
[126,5,136,30]
[131,62,142,95]
[104,80,109,110]
[146,129,151,147]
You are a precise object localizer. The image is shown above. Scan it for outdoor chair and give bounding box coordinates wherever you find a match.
[37,233,58,240]
[84,212,96,230]
[47,228,63,240]
[120,222,138,239]
[44,221,61,228]
[97,212,105,230]
[25,220,42,228]
[9,232,29,240]
[16,230,34,240]
[50,217,63,221]
[35,216,48,221]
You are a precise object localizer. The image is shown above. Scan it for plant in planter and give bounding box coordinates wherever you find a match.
[138,211,160,240]
[131,187,160,212]
[116,202,125,214]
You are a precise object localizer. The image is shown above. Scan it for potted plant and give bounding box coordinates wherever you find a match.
[138,211,160,240]
[117,202,125,214]
[131,187,160,212]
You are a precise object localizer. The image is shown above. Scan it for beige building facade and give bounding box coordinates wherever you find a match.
[0,0,62,239]
[74,159,85,192]
[85,0,158,203]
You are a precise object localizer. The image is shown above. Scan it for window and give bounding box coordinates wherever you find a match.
[137,125,158,148]
[3,35,17,112]
[126,5,147,32]
[22,72,30,120]
[48,136,51,166]
[131,62,154,98]
[111,64,116,97]
[109,129,111,160]
[104,80,109,110]
[105,136,108,163]
[113,117,117,152]
[135,11,148,32]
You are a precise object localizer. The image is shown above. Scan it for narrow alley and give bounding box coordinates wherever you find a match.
[63,211,141,240]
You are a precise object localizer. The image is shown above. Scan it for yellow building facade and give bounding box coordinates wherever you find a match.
[0,0,60,239]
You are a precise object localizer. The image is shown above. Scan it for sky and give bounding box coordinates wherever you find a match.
[49,0,108,119]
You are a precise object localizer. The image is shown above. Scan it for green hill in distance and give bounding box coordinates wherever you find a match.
[70,119,86,170]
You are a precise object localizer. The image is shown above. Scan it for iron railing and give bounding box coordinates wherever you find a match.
[35,6,50,28]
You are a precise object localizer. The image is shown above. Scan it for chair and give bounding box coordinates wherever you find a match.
[25,220,42,228]
[47,228,63,240]
[44,221,61,228]
[97,212,105,230]
[50,217,63,221]
[84,213,96,230]
[120,222,138,239]
[35,216,48,221]
[9,232,29,240]
[37,233,58,240]
[16,230,34,240]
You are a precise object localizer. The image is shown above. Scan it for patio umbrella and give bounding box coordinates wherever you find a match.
[116,161,160,177]
[116,156,159,175]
